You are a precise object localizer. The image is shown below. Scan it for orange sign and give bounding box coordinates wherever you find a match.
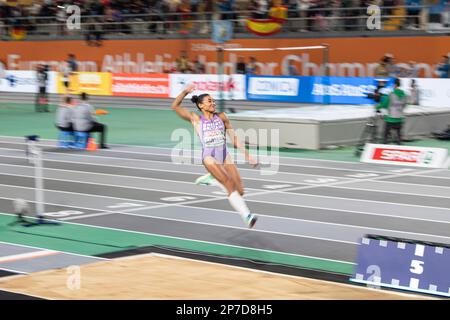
[1,37,449,77]
[112,73,169,97]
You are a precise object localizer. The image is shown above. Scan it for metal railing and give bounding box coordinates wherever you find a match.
[0,5,448,39]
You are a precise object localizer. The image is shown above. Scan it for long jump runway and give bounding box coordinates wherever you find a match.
[0,135,449,282]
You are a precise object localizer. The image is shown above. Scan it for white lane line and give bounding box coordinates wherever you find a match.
[80,204,450,242]
[0,135,447,173]
[0,194,355,245]
[0,211,353,266]
[2,150,449,192]
[239,198,450,224]
[2,174,449,229]
[101,164,450,213]
[4,191,429,250]
[2,167,449,213]
[2,190,448,245]
[323,184,450,200]
[1,159,449,217]
[8,142,436,180]
[413,173,450,180]
[0,171,222,199]
[335,179,450,191]
[3,137,444,179]
[0,163,261,195]
[0,155,352,186]
[1,152,450,224]
[1,159,448,195]
[0,195,355,248]
[0,148,363,180]
[0,142,446,240]
[380,174,450,181]
[60,212,117,221]
[0,241,109,261]
[0,267,26,274]
[124,198,450,225]
[1,144,448,182]
[0,183,166,209]
[246,191,450,212]
[0,250,60,264]
[0,136,364,164]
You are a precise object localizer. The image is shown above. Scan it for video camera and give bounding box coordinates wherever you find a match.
[366,79,388,103]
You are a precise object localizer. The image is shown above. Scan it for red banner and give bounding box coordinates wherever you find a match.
[372,148,422,163]
[112,73,169,97]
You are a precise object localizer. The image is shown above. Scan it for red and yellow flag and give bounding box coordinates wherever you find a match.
[10,27,26,40]
[246,6,287,36]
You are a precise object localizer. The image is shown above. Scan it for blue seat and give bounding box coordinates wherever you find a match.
[58,131,75,148]
[74,131,90,149]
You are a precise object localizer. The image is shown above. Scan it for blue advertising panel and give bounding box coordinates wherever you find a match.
[246,75,393,105]
[351,236,450,297]
[310,76,392,104]
[246,75,303,103]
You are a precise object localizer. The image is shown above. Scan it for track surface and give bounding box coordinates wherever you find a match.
[0,136,449,276]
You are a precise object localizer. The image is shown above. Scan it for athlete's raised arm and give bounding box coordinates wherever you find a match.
[171,84,195,122]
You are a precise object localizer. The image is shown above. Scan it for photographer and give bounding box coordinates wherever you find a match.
[35,64,49,112]
[367,79,389,103]
[376,78,408,145]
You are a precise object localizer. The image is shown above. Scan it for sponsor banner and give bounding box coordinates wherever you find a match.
[169,74,246,100]
[247,76,299,102]
[309,76,394,104]
[400,78,450,108]
[112,73,169,97]
[0,70,58,93]
[46,71,58,94]
[1,37,449,77]
[0,70,39,93]
[360,143,448,168]
[247,76,393,104]
[56,72,112,95]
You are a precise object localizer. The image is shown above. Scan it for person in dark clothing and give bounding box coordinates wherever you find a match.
[376,78,408,145]
[73,92,109,149]
[35,64,49,112]
[236,56,246,74]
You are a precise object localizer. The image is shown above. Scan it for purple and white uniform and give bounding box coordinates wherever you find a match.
[196,114,229,164]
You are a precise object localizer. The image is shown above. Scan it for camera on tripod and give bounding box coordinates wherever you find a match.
[355,79,390,156]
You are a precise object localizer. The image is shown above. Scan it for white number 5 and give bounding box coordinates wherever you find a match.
[410,260,424,274]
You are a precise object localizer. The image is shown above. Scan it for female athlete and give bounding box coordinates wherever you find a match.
[171,84,258,228]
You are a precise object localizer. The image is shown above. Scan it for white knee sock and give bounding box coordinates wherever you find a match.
[228,191,251,220]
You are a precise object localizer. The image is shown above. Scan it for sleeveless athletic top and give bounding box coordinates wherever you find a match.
[196,114,228,163]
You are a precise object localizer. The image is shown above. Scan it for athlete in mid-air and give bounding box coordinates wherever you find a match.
[171,84,258,228]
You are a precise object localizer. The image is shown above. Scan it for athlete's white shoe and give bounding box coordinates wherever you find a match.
[245,214,258,229]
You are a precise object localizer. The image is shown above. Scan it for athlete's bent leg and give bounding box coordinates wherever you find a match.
[203,156,257,228]
[224,156,244,196]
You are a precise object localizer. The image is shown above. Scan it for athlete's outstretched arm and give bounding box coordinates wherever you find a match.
[219,113,259,167]
[171,84,195,122]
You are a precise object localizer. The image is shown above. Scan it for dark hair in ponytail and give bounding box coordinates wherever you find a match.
[190,93,209,111]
